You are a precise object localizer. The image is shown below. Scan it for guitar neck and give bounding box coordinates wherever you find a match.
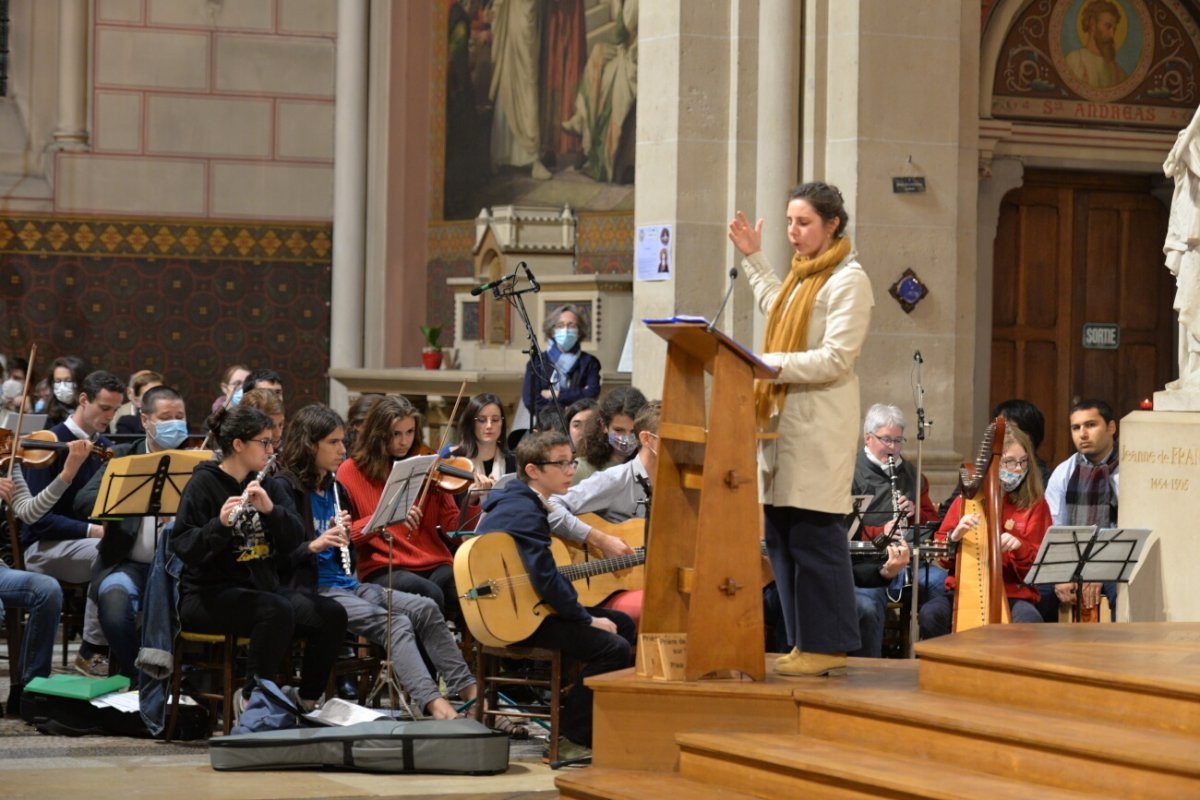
[558,549,646,582]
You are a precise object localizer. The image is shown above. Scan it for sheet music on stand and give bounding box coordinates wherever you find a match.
[1025,525,1152,586]
[362,455,438,535]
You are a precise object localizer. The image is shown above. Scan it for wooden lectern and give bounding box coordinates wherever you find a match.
[638,319,777,681]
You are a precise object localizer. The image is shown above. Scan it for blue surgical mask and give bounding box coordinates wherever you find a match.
[150,419,189,449]
[999,468,1027,493]
[230,386,244,406]
[34,398,46,412]
[553,328,579,351]
[608,431,638,457]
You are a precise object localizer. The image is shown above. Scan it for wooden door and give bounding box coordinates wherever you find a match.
[991,170,1174,468]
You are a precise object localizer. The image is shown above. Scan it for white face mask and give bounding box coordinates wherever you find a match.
[53,380,77,404]
[1,378,21,400]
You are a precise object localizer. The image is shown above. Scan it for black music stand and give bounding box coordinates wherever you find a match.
[1025,525,1151,622]
[89,449,212,519]
[362,454,437,716]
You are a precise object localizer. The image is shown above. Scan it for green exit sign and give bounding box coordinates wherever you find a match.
[1082,323,1120,350]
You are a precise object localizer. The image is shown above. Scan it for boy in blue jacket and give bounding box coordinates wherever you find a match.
[476,430,635,759]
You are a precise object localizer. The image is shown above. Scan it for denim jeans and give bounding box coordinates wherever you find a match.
[97,562,150,680]
[0,562,64,685]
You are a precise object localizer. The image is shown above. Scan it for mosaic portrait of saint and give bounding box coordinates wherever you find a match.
[1052,0,1153,101]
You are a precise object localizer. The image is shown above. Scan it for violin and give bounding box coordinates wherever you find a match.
[0,428,114,469]
[408,443,475,496]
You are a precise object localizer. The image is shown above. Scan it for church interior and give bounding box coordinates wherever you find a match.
[2,0,1200,797]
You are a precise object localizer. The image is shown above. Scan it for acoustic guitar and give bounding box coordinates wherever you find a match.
[558,514,646,605]
[454,530,646,647]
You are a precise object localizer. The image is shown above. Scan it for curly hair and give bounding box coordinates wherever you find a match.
[576,386,647,469]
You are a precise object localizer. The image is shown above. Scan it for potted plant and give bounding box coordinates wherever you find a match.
[420,325,444,370]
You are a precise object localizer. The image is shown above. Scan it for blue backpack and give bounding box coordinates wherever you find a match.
[231,678,306,735]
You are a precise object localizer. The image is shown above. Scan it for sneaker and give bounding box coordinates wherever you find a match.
[74,653,110,678]
[543,735,592,765]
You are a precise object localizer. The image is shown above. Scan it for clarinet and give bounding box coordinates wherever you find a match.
[884,454,909,547]
[331,479,352,576]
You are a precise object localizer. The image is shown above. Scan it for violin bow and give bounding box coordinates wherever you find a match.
[408,379,469,520]
[6,343,36,479]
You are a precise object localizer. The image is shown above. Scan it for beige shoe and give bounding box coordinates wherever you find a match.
[773,647,802,668]
[774,651,848,677]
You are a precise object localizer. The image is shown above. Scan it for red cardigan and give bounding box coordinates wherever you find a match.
[936,494,1050,603]
[335,457,459,578]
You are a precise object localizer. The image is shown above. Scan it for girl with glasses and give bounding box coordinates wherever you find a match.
[171,403,347,712]
[521,304,602,416]
[443,392,515,493]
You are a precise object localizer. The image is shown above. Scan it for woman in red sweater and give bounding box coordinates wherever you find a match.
[918,425,1048,638]
[336,395,462,621]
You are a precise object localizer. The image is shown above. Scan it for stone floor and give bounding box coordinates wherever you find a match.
[0,638,564,799]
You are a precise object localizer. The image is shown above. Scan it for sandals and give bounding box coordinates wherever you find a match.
[490,714,531,739]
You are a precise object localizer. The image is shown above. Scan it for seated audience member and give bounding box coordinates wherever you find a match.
[21,369,123,676]
[337,395,461,618]
[43,355,86,429]
[573,387,647,484]
[243,368,284,402]
[1,355,29,412]
[919,426,1048,638]
[564,398,599,449]
[112,369,164,436]
[277,404,477,719]
[521,304,602,416]
[344,393,384,454]
[213,364,250,412]
[476,430,636,761]
[170,403,346,712]
[74,386,191,680]
[1038,399,1120,623]
[548,402,660,624]
[32,378,50,414]
[850,403,943,658]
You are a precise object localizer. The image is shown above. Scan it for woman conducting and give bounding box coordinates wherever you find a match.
[728,181,873,677]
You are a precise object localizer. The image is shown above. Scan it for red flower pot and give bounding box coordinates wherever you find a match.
[421,350,444,370]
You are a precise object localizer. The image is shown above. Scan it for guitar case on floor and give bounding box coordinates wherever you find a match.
[208,717,509,774]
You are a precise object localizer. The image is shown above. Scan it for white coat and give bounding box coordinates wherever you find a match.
[742,249,874,514]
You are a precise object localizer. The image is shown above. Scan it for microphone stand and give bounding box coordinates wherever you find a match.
[498,270,573,448]
[909,352,930,658]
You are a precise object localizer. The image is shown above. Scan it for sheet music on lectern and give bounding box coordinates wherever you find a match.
[1024,526,1152,585]
[362,454,438,534]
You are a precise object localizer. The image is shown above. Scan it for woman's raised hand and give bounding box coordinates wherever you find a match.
[728,210,764,257]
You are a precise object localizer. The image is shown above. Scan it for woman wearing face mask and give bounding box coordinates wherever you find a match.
[918,425,1049,639]
[574,386,646,484]
[1,355,29,412]
[44,355,86,428]
[213,364,250,413]
[521,305,602,416]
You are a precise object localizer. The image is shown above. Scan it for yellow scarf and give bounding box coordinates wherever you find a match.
[755,235,853,425]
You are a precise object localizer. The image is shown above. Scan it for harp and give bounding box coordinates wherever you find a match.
[951,417,1011,632]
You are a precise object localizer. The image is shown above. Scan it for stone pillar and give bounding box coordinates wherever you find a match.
[1117,411,1200,621]
[633,1,779,397]
[52,0,89,148]
[330,0,369,412]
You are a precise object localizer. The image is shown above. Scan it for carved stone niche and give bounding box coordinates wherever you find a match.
[450,204,632,376]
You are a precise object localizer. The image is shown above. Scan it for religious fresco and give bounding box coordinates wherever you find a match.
[442,0,638,221]
[991,0,1200,129]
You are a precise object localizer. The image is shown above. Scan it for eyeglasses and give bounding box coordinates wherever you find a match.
[1000,457,1029,470]
[869,433,906,447]
[475,416,503,426]
[537,459,578,471]
[247,438,276,450]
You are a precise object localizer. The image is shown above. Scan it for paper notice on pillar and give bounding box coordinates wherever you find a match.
[636,224,673,281]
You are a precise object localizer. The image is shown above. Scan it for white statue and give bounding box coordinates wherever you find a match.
[1162,104,1200,395]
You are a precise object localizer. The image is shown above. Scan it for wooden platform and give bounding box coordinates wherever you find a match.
[559,623,1200,799]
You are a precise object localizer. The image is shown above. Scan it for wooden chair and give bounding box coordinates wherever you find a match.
[325,635,383,702]
[165,630,249,740]
[474,643,567,763]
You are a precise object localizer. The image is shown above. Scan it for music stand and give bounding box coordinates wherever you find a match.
[843,495,874,542]
[362,455,437,716]
[89,449,213,519]
[1025,525,1152,622]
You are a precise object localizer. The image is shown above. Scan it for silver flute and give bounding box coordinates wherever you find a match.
[230,452,277,529]
[331,480,352,576]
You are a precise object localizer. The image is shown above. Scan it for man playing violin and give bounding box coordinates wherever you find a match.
[476,430,636,762]
[73,386,191,681]
[20,370,123,677]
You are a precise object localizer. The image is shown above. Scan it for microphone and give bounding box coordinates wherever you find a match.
[469,273,516,297]
[521,261,541,292]
[707,267,739,332]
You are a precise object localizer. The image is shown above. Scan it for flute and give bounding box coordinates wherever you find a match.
[331,479,352,576]
[230,452,277,530]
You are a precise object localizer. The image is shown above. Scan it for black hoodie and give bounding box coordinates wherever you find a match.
[477,479,590,624]
[169,460,304,596]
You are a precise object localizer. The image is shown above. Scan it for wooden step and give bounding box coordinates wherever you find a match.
[792,684,1200,798]
[556,767,763,800]
[915,623,1200,736]
[676,733,1094,799]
